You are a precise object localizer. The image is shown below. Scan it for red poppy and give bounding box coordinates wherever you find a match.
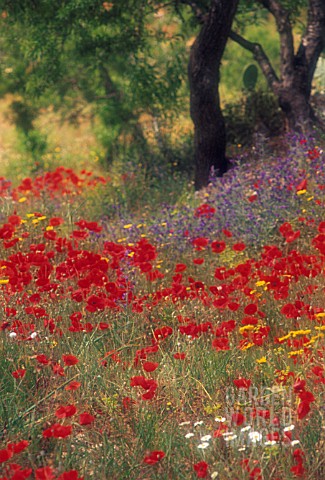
[55,405,77,418]
[0,448,13,463]
[233,378,251,390]
[211,240,226,254]
[318,221,325,233]
[71,230,89,240]
[194,204,215,218]
[52,363,65,376]
[62,354,79,366]
[35,467,55,480]
[143,361,159,372]
[298,390,315,403]
[192,237,209,250]
[12,369,26,379]
[193,461,209,478]
[193,258,204,265]
[143,450,165,465]
[79,413,95,425]
[57,470,84,480]
[173,352,186,360]
[153,326,173,341]
[36,354,51,365]
[293,449,304,462]
[249,467,262,480]
[65,381,81,391]
[222,229,232,237]
[279,222,293,237]
[241,316,258,325]
[266,432,280,442]
[257,409,270,419]
[244,304,258,315]
[233,242,246,252]
[49,217,64,226]
[7,440,29,454]
[42,424,72,439]
[290,462,305,476]
[297,401,310,420]
[232,412,245,426]
[285,230,300,243]
[296,179,307,192]
[175,263,187,272]
[44,230,57,241]
[8,214,22,226]
[212,337,230,351]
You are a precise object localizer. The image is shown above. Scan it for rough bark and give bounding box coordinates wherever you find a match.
[252,0,325,132]
[188,0,239,190]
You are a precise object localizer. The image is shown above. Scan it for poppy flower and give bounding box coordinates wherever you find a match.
[12,369,26,379]
[7,440,29,454]
[57,470,84,480]
[212,337,230,351]
[35,467,55,480]
[0,448,13,463]
[244,304,258,315]
[79,413,95,425]
[173,352,186,360]
[233,242,246,252]
[222,229,232,237]
[194,204,215,218]
[290,462,305,476]
[62,354,79,366]
[55,405,77,418]
[293,379,306,393]
[153,326,173,341]
[231,412,245,426]
[192,237,209,251]
[143,361,159,372]
[297,401,310,420]
[36,354,51,365]
[65,381,81,391]
[193,258,204,265]
[211,240,226,254]
[49,217,64,226]
[143,450,165,465]
[52,363,65,376]
[233,378,251,389]
[296,179,307,192]
[193,461,209,478]
[42,424,72,439]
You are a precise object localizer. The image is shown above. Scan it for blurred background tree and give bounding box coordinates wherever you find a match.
[0,0,323,188]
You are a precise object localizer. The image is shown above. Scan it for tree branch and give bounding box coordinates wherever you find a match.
[296,0,325,95]
[229,30,280,93]
[257,0,295,83]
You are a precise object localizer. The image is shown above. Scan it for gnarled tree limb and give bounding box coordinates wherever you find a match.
[229,30,280,93]
[257,0,295,83]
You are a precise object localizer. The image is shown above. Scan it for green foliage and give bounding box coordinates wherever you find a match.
[224,88,284,145]
[243,64,258,90]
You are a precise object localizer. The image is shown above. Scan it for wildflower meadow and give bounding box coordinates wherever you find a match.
[0,137,324,479]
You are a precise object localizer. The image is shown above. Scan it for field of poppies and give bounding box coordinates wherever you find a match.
[0,137,324,479]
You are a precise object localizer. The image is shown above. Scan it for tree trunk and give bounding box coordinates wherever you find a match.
[231,0,325,134]
[278,85,314,132]
[259,0,325,133]
[188,0,239,190]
